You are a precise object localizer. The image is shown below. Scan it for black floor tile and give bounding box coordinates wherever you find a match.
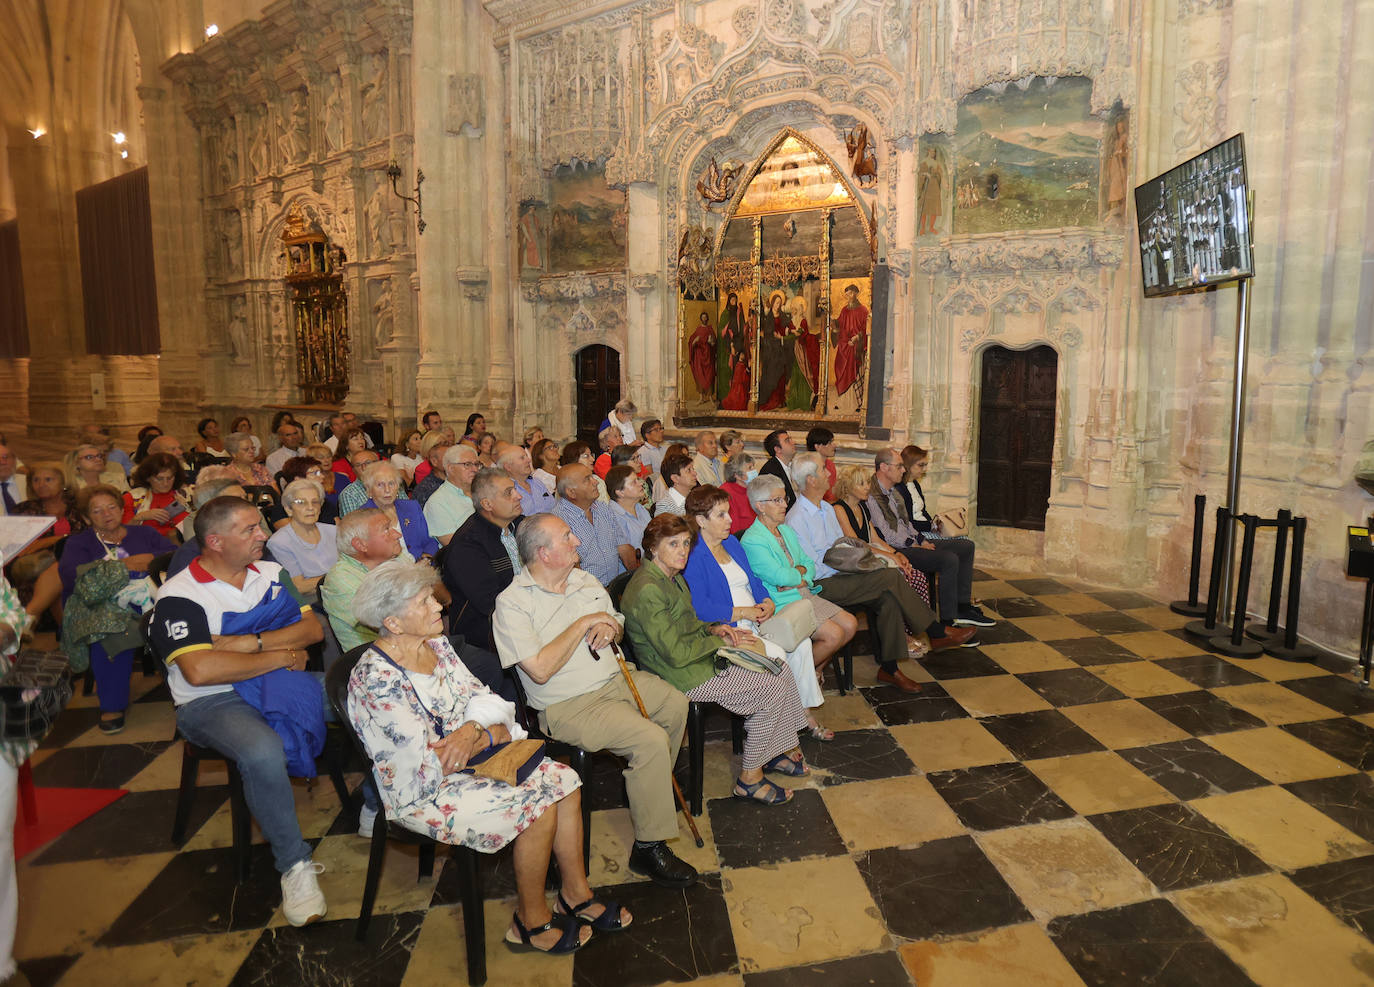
[856,837,1031,939]
[1087,590,1160,610]
[978,709,1107,760]
[1280,717,1374,770]
[229,909,425,987]
[1138,691,1266,736]
[959,620,1035,646]
[1070,611,1154,635]
[1117,739,1269,800]
[801,727,915,784]
[29,740,172,789]
[34,786,229,864]
[984,596,1057,618]
[1281,675,1374,716]
[430,843,518,904]
[16,954,80,987]
[743,951,910,987]
[1048,898,1257,987]
[1017,668,1128,707]
[1045,637,1143,667]
[706,788,846,869]
[1154,654,1267,689]
[99,844,283,946]
[1287,854,1374,939]
[926,762,1076,831]
[917,647,1007,680]
[862,682,970,726]
[133,680,171,704]
[573,874,738,987]
[1087,803,1270,891]
[36,706,103,749]
[1283,771,1374,842]
[579,750,630,812]
[1007,578,1073,595]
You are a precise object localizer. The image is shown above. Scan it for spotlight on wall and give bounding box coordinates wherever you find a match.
[205,23,219,37]
[112,131,126,145]
[28,127,45,139]
[386,160,426,235]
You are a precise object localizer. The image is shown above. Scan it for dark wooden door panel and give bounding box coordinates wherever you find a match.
[977,345,1057,531]
[576,345,621,446]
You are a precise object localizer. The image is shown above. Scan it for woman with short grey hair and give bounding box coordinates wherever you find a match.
[226,431,277,491]
[719,429,745,464]
[267,478,336,595]
[361,461,439,562]
[721,453,758,536]
[347,558,628,953]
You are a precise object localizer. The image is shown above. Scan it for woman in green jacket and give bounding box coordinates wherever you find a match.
[621,514,810,806]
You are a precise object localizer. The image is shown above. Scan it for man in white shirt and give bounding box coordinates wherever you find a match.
[0,446,26,514]
[692,431,724,487]
[601,399,638,447]
[653,452,697,517]
[422,444,480,545]
[265,422,306,477]
[638,419,666,481]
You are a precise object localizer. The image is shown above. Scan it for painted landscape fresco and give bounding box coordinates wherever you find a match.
[548,161,627,272]
[953,76,1101,234]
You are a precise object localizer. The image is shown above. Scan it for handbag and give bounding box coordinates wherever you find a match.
[756,599,820,652]
[0,648,73,745]
[715,645,786,676]
[461,738,546,786]
[823,537,887,573]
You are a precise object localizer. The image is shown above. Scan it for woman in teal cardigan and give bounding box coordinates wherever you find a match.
[621,513,810,806]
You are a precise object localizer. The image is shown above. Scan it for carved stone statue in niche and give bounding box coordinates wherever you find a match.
[268,294,290,388]
[221,210,243,277]
[697,158,742,211]
[845,124,878,189]
[219,117,239,189]
[361,51,388,143]
[371,277,394,350]
[917,146,945,235]
[248,107,272,178]
[1104,115,1129,219]
[227,295,250,363]
[278,89,310,166]
[322,72,345,154]
[366,174,392,258]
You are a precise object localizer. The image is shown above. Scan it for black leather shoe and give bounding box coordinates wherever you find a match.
[628,841,697,888]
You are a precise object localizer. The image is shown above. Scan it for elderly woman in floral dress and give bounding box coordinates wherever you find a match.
[347,559,631,953]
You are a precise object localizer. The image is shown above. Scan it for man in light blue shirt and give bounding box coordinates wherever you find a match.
[498,446,554,516]
[552,464,630,585]
[422,443,479,545]
[692,431,725,487]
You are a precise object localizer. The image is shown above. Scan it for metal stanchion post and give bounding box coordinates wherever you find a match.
[1211,514,1263,657]
[1186,506,1233,639]
[1264,516,1317,662]
[1246,508,1289,642]
[1171,493,1209,617]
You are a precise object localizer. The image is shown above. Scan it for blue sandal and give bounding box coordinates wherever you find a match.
[763,753,809,777]
[505,910,587,954]
[733,776,793,805]
[558,893,632,932]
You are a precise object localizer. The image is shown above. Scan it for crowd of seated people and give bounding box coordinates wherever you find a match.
[0,402,993,962]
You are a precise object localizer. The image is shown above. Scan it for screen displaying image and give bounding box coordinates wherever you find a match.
[1135,134,1253,297]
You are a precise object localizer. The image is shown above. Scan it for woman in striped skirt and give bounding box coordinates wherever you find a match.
[620,514,809,806]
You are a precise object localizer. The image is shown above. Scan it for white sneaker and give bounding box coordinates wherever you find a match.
[281,859,327,927]
[358,805,377,839]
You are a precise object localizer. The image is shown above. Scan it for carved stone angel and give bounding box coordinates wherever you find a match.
[696,158,743,210]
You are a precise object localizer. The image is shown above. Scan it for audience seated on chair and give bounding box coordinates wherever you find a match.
[551,464,630,586]
[441,467,525,651]
[148,495,338,928]
[422,443,480,546]
[653,452,698,517]
[68,442,130,493]
[360,461,438,562]
[122,453,190,540]
[265,421,306,477]
[605,465,649,569]
[412,430,454,505]
[691,431,725,487]
[492,513,696,889]
[169,478,280,578]
[322,508,410,654]
[499,445,554,517]
[267,478,338,597]
[758,429,798,511]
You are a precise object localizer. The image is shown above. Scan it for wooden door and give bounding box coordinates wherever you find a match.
[976,345,1057,530]
[575,345,621,446]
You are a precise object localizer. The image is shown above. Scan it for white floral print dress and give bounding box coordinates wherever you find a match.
[347,635,580,850]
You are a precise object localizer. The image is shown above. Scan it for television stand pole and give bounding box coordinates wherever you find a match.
[1219,278,1253,623]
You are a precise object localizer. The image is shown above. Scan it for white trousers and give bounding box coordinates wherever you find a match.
[743,623,823,710]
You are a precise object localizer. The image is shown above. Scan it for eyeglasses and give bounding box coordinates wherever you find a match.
[758,497,786,505]
[305,468,325,477]
[80,453,103,461]
[289,498,322,508]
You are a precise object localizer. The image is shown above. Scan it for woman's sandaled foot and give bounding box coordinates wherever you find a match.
[805,722,835,742]
[762,752,809,777]
[505,911,590,954]
[557,892,633,932]
[732,776,793,805]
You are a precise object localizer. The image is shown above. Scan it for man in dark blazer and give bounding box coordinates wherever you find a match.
[442,466,526,653]
[758,429,798,511]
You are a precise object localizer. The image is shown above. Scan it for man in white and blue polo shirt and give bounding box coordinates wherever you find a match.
[149,496,330,927]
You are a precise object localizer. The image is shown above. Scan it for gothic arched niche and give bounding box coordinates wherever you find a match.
[678,129,874,425]
[280,205,350,405]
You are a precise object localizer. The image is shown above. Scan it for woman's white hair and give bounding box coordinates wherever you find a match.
[360,460,400,494]
[223,432,254,457]
[746,473,785,510]
[281,478,325,509]
[352,558,439,633]
[723,452,756,483]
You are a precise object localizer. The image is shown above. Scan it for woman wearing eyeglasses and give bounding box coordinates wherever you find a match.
[621,513,810,806]
[361,461,439,564]
[267,478,339,596]
[267,456,340,530]
[67,443,129,492]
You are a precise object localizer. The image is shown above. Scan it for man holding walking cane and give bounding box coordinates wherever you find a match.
[493,514,698,888]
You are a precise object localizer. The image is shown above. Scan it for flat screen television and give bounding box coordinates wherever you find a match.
[1135,133,1253,297]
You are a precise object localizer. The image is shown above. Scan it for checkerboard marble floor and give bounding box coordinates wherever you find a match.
[13,569,1374,986]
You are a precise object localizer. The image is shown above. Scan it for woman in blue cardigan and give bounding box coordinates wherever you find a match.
[682,485,836,740]
[362,461,440,562]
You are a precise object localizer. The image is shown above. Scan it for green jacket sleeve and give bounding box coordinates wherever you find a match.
[627,576,717,669]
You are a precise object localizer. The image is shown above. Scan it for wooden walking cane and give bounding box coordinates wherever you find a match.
[595,641,705,849]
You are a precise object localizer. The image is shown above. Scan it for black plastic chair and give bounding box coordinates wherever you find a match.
[326,645,487,985]
[507,672,592,868]
[148,550,175,588]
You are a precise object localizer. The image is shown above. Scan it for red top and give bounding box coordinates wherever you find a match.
[722,481,756,537]
[821,459,838,502]
[331,458,356,482]
[122,489,185,538]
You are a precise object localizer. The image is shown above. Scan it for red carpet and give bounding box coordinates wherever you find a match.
[14,784,128,859]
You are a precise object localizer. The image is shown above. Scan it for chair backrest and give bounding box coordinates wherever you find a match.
[606,571,633,611]
[148,550,174,588]
[324,642,376,762]
[360,420,385,449]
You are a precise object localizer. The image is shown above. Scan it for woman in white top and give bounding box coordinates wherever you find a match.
[267,478,338,595]
[682,485,830,739]
[391,429,424,485]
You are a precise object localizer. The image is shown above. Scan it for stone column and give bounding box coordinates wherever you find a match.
[626,182,666,413]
